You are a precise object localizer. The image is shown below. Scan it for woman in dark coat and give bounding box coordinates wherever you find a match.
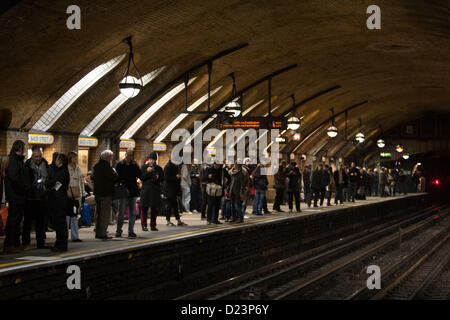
[287,162,302,212]
[139,152,164,231]
[46,153,70,252]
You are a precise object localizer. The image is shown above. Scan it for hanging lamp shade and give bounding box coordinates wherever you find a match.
[355,132,365,142]
[287,116,300,130]
[377,139,385,148]
[225,100,241,117]
[402,153,410,159]
[327,125,338,138]
[119,36,143,98]
[396,145,404,152]
[119,76,142,98]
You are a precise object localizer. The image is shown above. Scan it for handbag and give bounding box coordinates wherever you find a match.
[206,169,223,197]
[112,182,130,200]
[206,183,223,197]
[67,186,80,217]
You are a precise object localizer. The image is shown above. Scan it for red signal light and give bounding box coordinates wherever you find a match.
[432,179,440,185]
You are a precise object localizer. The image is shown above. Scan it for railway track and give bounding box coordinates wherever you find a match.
[175,205,448,300]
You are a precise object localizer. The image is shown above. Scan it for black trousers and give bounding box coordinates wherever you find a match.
[263,197,269,213]
[336,185,344,204]
[319,187,326,206]
[273,187,285,210]
[165,197,180,221]
[288,191,301,211]
[201,184,208,219]
[22,200,46,246]
[3,199,26,248]
[190,184,202,211]
[349,182,357,202]
[207,196,221,223]
[312,188,321,207]
[53,208,68,250]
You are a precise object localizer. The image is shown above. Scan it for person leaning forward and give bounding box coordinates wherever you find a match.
[92,150,119,240]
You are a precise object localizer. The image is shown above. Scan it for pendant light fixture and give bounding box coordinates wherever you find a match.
[377,125,385,148]
[119,36,143,98]
[327,107,338,138]
[287,95,300,130]
[402,153,410,159]
[355,118,365,143]
[225,73,241,117]
[396,145,404,153]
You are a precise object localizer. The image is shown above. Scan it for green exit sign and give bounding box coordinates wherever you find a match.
[380,152,392,158]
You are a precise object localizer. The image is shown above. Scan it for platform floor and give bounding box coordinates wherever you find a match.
[0,194,424,273]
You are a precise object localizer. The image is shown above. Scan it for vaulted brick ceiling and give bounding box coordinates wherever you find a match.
[1,0,449,157]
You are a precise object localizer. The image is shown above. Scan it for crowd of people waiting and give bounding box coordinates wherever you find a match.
[0,139,424,254]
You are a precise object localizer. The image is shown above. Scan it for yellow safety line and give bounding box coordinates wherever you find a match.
[0,213,299,268]
[0,260,34,268]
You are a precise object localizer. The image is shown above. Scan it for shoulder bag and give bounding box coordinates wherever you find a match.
[67,186,80,217]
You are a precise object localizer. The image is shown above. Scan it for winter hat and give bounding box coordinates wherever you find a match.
[149,151,158,161]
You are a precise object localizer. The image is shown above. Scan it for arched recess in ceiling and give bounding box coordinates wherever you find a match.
[0,0,448,155]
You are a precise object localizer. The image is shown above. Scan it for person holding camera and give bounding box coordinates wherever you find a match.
[67,151,85,243]
[22,145,51,249]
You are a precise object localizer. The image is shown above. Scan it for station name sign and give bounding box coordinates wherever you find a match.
[78,137,98,147]
[28,133,54,145]
[218,117,286,130]
[120,139,135,149]
[153,142,167,151]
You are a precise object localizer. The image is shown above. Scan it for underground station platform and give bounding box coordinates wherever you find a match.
[0,193,438,300]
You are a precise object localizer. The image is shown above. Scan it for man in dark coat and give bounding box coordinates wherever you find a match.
[348,162,360,202]
[334,164,348,205]
[303,165,312,206]
[311,163,324,208]
[115,148,141,238]
[163,160,187,226]
[3,140,31,253]
[189,160,202,213]
[46,153,70,252]
[287,162,302,212]
[206,162,223,224]
[229,164,245,223]
[22,145,51,249]
[93,150,120,239]
[273,160,288,212]
[252,164,269,215]
[140,151,164,231]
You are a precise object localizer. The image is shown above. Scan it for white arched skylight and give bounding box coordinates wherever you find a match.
[80,66,166,137]
[32,54,126,132]
[154,86,223,142]
[121,78,196,139]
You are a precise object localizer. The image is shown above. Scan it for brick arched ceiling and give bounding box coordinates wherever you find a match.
[1,0,449,155]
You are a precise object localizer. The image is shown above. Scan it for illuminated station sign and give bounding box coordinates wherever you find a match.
[380,152,392,158]
[218,117,287,130]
